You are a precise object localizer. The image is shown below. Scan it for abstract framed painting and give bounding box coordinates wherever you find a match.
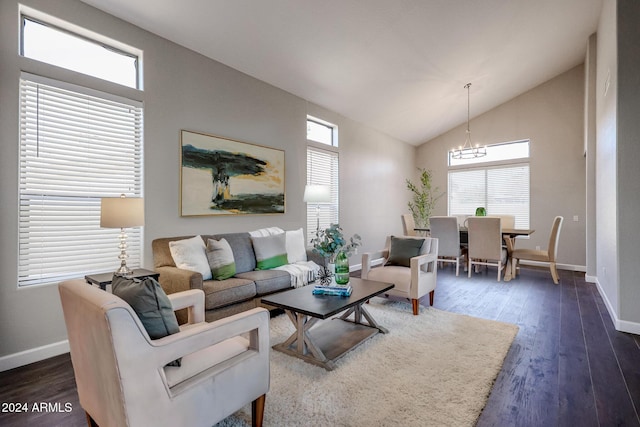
[180,130,285,216]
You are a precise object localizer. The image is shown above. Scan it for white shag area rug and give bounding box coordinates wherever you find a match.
[216,299,519,427]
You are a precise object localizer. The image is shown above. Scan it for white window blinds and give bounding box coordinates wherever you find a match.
[448,164,530,228]
[19,74,143,286]
[306,146,339,244]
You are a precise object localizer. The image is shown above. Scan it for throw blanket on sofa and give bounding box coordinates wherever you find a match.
[275,261,321,288]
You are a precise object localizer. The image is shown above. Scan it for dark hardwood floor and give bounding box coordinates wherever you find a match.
[1,266,639,426]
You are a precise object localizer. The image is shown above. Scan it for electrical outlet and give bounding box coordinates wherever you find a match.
[573,215,579,222]
[535,246,541,251]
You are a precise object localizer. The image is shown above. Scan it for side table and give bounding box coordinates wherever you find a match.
[85,268,159,291]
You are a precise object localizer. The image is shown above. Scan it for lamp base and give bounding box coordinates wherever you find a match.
[114,264,134,277]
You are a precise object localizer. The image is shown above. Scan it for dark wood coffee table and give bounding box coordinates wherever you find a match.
[261,277,394,370]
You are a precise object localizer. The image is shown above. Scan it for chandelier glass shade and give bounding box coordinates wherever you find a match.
[451,83,487,160]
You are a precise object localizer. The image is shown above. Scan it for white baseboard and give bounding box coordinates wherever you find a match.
[0,340,69,373]
[593,277,640,335]
[519,260,586,272]
[585,274,597,283]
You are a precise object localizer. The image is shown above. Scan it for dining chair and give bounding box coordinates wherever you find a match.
[467,216,507,281]
[429,216,466,276]
[512,216,564,284]
[487,214,515,229]
[401,214,417,236]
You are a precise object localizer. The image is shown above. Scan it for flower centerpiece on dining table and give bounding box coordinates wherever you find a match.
[311,224,361,284]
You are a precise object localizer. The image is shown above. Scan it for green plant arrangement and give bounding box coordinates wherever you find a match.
[311,224,362,261]
[406,168,445,228]
[475,207,487,216]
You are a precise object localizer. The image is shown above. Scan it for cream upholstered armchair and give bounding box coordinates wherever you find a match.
[58,279,270,427]
[361,236,438,315]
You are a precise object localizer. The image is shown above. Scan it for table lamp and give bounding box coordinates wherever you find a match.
[303,184,331,231]
[100,194,144,276]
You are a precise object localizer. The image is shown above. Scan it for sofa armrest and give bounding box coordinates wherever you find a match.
[305,249,326,267]
[156,266,204,295]
[361,249,388,279]
[167,289,205,324]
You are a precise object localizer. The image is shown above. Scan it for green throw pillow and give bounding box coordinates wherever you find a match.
[386,236,425,267]
[112,275,181,366]
[206,238,236,280]
[251,233,288,270]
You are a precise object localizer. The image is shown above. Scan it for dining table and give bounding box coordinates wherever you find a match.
[413,227,535,281]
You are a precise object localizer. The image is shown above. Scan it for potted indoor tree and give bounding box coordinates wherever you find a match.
[406,168,445,229]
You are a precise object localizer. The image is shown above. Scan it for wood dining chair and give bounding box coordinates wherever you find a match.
[401,214,417,236]
[512,216,564,284]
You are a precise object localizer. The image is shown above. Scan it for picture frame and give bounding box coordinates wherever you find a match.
[180,130,285,216]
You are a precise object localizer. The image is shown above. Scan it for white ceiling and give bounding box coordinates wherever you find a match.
[80,0,603,145]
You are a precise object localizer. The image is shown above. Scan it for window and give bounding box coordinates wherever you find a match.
[306,117,339,244]
[307,116,338,146]
[18,74,143,287]
[449,140,529,166]
[21,14,140,89]
[448,140,530,228]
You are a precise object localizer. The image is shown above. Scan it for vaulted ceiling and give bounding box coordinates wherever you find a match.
[81,0,603,145]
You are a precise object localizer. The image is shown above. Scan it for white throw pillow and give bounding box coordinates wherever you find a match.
[286,228,307,263]
[249,227,285,237]
[169,236,212,280]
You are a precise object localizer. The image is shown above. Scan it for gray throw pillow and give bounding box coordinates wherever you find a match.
[386,236,425,267]
[112,275,181,366]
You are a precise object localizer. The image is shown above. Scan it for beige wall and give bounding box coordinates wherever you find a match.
[416,66,587,268]
[0,0,414,368]
[594,0,640,331]
[595,0,619,316]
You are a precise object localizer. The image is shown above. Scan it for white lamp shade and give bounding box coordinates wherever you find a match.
[303,185,331,203]
[100,197,145,228]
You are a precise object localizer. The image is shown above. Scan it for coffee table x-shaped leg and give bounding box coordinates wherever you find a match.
[275,303,388,371]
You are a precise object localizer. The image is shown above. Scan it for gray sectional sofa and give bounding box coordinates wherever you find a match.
[152,232,323,322]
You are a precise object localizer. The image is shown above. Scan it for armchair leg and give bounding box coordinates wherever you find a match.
[252,394,266,427]
[412,299,419,315]
[429,290,434,306]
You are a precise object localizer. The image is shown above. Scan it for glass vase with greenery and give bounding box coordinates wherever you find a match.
[406,168,445,229]
[311,224,361,263]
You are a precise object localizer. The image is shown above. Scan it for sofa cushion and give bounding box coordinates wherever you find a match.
[211,233,256,274]
[235,270,292,295]
[169,235,212,280]
[386,236,425,267]
[251,233,288,270]
[206,238,236,280]
[201,277,256,310]
[285,228,307,263]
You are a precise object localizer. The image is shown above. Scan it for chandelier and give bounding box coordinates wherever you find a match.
[450,83,486,160]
